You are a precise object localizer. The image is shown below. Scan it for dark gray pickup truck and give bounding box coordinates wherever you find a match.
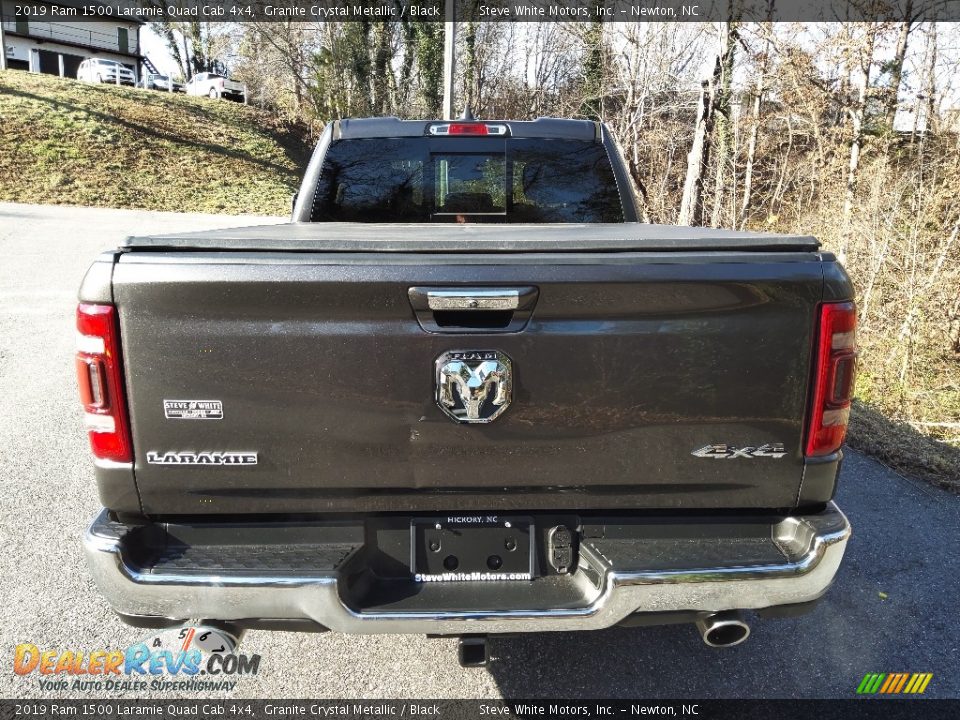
[79,117,855,663]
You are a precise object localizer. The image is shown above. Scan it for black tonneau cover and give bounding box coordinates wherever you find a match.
[122,222,819,253]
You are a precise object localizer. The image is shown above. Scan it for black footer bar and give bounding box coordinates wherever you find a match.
[4,699,959,720]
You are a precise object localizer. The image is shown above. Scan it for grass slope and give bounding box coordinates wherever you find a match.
[0,71,310,215]
[848,402,960,493]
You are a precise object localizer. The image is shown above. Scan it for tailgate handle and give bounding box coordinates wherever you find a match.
[427,289,520,311]
[409,286,538,334]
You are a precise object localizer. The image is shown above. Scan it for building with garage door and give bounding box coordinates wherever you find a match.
[1,0,143,82]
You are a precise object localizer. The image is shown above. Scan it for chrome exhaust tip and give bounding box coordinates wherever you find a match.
[196,621,245,653]
[696,611,750,648]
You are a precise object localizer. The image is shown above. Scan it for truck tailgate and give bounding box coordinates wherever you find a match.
[113,246,824,515]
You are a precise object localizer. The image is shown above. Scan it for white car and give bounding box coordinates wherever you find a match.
[184,72,246,102]
[142,73,184,93]
[77,58,136,86]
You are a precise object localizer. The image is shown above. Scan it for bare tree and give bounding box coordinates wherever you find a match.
[738,22,772,228]
[841,22,880,257]
[883,0,917,130]
[679,22,732,227]
[709,21,738,228]
[140,18,960,444]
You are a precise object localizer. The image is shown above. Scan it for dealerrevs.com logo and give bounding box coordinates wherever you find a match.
[14,626,260,693]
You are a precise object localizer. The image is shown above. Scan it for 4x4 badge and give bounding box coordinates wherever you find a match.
[692,443,786,459]
[435,350,512,424]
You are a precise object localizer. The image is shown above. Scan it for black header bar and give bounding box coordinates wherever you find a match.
[7,0,960,23]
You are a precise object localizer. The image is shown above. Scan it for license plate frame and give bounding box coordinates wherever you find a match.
[411,515,535,581]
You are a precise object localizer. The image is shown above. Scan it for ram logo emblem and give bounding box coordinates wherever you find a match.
[435,350,513,424]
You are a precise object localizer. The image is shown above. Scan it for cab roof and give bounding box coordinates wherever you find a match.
[333,117,601,142]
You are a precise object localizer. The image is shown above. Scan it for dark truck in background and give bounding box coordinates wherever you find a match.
[79,117,855,664]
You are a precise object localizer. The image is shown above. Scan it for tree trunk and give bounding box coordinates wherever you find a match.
[738,83,762,229]
[679,24,726,227]
[463,20,477,113]
[709,21,737,228]
[678,77,715,227]
[188,23,206,75]
[371,23,392,115]
[415,22,444,117]
[580,20,604,120]
[181,29,192,80]
[399,20,416,110]
[923,22,938,136]
[627,133,652,224]
[354,22,373,113]
[841,23,878,258]
[836,23,852,128]
[884,0,914,130]
[151,22,189,82]
[737,21,772,229]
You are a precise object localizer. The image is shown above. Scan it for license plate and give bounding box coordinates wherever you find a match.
[411,516,534,582]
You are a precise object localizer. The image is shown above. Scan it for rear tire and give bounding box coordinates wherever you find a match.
[208,88,218,99]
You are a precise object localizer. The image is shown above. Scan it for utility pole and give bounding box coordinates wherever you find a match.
[442,0,456,120]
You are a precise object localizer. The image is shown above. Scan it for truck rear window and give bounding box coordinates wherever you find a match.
[310,138,623,223]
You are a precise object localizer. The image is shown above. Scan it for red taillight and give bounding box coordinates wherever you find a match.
[449,123,488,135]
[76,304,132,462]
[805,301,857,457]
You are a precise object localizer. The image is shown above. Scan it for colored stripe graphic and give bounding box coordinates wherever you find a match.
[879,674,897,693]
[857,673,932,694]
[893,674,909,693]
[857,674,885,694]
[915,674,933,694]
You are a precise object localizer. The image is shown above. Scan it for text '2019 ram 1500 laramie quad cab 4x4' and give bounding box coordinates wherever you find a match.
[79,117,854,665]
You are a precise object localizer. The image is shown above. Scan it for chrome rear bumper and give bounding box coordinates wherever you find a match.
[83,504,850,635]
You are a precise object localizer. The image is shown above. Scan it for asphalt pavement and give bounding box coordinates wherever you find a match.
[0,202,957,700]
